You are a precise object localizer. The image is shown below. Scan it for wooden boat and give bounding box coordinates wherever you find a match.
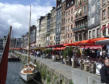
[20,62,37,81]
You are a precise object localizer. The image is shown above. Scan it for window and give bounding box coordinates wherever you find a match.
[71,16,73,22]
[102,25,106,36]
[69,10,70,15]
[75,33,78,41]
[103,28,106,36]
[68,18,70,23]
[102,9,106,20]
[71,8,73,14]
[92,30,95,38]
[84,32,87,40]
[71,33,72,37]
[71,1,74,5]
[102,0,106,6]
[108,7,109,18]
[79,33,82,41]
[89,31,91,39]
[71,25,73,29]
[66,12,67,16]
[97,28,101,38]
[68,34,69,38]
[80,0,82,5]
[84,5,87,14]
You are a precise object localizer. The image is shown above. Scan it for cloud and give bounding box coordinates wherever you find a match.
[0,2,52,37]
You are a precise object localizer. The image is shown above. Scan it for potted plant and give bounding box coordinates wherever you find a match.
[62,49,67,64]
[62,47,73,65]
[44,48,52,58]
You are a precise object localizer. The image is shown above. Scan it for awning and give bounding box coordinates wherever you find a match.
[47,44,64,48]
[64,43,76,46]
[34,47,46,50]
[64,38,109,47]
[53,47,66,50]
[64,40,90,46]
[96,39,109,45]
[9,48,22,50]
[88,37,108,44]
[80,45,102,49]
[47,45,55,48]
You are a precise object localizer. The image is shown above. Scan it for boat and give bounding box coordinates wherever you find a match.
[8,53,20,62]
[20,62,37,81]
[8,56,20,62]
[20,2,38,82]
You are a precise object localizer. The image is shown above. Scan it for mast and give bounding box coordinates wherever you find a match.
[28,1,31,63]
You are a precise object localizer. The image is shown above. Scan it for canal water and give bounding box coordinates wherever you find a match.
[6,62,38,84]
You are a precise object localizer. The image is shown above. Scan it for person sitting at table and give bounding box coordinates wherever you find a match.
[100,57,109,84]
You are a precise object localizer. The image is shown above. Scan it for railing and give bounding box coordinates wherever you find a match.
[72,24,88,32]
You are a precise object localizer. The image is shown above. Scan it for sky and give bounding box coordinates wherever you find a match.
[0,0,56,38]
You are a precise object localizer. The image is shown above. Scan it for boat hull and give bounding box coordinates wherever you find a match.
[20,73,34,82]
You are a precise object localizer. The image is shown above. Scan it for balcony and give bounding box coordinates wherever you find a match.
[72,24,88,32]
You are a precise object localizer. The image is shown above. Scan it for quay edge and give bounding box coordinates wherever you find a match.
[14,51,105,84]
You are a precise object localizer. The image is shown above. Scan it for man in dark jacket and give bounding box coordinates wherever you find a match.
[100,57,109,84]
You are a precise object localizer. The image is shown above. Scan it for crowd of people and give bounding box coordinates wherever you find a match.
[22,46,109,84]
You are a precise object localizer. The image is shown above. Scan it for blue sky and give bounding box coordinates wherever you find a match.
[0,0,56,37]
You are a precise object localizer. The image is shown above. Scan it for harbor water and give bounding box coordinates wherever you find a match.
[6,62,38,84]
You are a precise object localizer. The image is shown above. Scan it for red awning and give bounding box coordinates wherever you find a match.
[9,48,22,50]
[80,45,102,49]
[53,47,66,50]
[64,38,109,47]
[47,44,65,48]
[64,43,76,46]
[47,45,55,48]
[88,37,108,44]
[77,40,90,46]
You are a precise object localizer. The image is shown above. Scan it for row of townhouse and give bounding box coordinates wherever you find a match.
[22,0,109,48]
[36,0,109,47]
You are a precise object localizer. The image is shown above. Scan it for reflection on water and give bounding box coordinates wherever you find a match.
[6,62,37,84]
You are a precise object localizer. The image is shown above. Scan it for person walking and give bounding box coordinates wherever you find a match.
[100,57,109,84]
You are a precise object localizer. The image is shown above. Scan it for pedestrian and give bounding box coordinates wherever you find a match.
[100,57,109,84]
